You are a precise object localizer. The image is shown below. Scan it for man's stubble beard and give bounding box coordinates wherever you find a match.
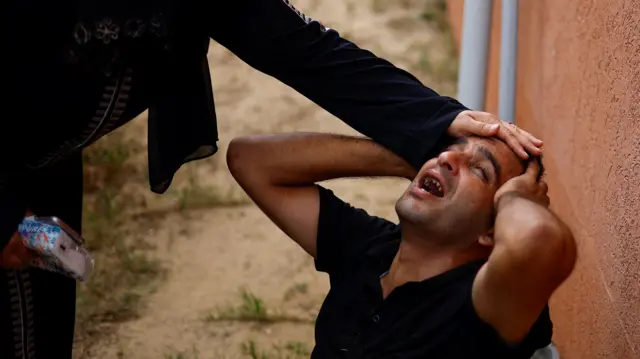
[395,198,486,245]
[395,198,451,236]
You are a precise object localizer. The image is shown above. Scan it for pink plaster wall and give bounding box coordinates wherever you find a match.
[447,1,640,358]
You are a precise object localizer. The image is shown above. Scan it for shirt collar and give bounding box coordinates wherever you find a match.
[365,235,488,288]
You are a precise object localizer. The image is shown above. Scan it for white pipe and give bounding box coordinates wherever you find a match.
[456,0,493,110]
[498,0,519,123]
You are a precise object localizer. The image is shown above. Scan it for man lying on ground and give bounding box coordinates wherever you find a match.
[226,117,577,358]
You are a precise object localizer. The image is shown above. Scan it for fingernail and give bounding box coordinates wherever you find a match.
[491,124,500,131]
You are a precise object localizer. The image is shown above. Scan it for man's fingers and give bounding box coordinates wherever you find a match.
[525,157,541,178]
[539,180,549,194]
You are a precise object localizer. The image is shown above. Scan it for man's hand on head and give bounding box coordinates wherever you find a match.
[448,111,543,159]
[474,159,576,345]
[494,160,550,210]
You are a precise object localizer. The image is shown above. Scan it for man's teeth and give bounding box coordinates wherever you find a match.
[424,177,442,192]
[424,177,443,196]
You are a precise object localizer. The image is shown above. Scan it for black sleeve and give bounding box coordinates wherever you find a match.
[315,185,398,275]
[206,0,467,169]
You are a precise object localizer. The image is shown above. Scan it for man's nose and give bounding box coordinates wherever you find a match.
[437,151,462,176]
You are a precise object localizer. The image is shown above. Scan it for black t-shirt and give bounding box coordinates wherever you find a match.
[312,186,553,359]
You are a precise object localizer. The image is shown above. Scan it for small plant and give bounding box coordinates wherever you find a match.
[206,288,269,322]
[240,340,312,359]
[240,289,269,319]
[164,346,200,359]
[205,288,314,324]
[241,340,271,359]
[282,341,311,357]
[74,128,164,356]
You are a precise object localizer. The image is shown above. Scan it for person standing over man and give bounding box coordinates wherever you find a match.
[226,122,576,358]
[1,0,542,357]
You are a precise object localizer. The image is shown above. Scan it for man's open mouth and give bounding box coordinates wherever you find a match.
[421,175,444,197]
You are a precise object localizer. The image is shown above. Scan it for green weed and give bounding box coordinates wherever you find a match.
[164,346,200,359]
[240,340,312,359]
[74,129,164,356]
[206,289,313,324]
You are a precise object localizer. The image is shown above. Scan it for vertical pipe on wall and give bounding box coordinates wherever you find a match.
[456,0,493,110]
[498,0,519,123]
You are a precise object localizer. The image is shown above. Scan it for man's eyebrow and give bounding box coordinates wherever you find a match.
[478,146,501,182]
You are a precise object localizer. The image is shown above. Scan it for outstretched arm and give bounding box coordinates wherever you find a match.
[207,0,541,168]
[226,133,414,257]
[472,161,577,344]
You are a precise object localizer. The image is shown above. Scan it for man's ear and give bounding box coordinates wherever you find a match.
[478,229,494,247]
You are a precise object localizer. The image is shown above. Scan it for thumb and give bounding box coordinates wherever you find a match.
[524,158,540,180]
[471,120,499,136]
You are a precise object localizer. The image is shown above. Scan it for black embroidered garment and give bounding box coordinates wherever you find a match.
[1,0,217,245]
[1,0,469,357]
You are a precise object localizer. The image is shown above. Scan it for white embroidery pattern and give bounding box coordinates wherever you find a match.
[95,18,120,44]
[281,0,312,24]
[73,23,92,44]
[71,13,167,47]
[280,0,330,32]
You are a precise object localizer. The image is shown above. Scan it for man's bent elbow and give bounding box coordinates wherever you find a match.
[527,215,578,284]
[226,137,255,179]
[550,220,578,283]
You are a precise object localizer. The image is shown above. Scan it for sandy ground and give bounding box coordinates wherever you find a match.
[88,1,454,358]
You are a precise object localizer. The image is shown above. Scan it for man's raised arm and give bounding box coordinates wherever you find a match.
[472,161,577,345]
[226,133,414,257]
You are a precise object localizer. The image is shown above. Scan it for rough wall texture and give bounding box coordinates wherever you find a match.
[447,1,640,358]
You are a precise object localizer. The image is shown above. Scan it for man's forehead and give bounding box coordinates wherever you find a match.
[452,136,504,151]
[457,135,503,147]
[454,136,524,178]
